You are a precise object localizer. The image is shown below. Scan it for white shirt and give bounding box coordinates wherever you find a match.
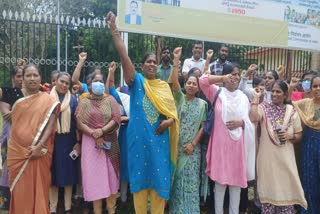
[182,56,206,74]
[130,14,137,24]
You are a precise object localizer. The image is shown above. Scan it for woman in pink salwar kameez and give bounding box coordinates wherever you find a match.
[76,73,121,214]
[199,64,255,214]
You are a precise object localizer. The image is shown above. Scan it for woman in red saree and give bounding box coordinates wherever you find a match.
[7,64,60,214]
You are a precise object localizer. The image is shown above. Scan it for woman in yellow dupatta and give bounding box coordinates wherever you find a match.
[107,12,179,214]
[7,64,60,214]
[294,75,320,213]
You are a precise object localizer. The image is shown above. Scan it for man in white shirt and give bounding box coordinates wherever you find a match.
[182,41,206,75]
[180,41,206,88]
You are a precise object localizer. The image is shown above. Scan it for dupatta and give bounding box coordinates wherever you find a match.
[50,86,71,134]
[142,75,179,178]
[294,98,320,129]
[260,102,296,145]
[219,88,256,181]
[75,94,121,175]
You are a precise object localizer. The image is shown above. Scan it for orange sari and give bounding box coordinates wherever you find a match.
[7,92,59,214]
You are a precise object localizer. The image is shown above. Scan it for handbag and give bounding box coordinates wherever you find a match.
[203,88,222,136]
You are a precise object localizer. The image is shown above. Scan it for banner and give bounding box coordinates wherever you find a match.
[117,0,320,51]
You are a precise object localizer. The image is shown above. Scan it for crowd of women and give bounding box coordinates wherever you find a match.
[0,11,319,214]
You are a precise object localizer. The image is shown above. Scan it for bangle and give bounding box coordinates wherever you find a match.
[173,64,179,67]
[251,103,258,106]
[109,79,114,83]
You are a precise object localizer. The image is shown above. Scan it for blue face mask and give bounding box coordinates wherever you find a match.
[301,80,311,92]
[91,82,105,95]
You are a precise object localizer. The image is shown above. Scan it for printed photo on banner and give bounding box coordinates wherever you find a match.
[118,0,320,51]
[284,5,320,27]
[125,0,142,25]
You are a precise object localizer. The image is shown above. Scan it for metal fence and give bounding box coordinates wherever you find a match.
[0,10,117,85]
[0,10,312,86]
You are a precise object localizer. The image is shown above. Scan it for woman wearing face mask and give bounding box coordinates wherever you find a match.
[294,75,320,213]
[288,71,318,181]
[199,64,255,214]
[0,62,25,211]
[107,12,179,214]
[49,72,80,214]
[168,47,207,213]
[289,70,318,101]
[250,80,307,213]
[76,73,121,214]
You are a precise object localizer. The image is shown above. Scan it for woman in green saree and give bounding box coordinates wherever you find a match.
[168,47,207,214]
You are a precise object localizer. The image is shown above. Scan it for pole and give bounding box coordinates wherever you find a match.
[57,0,60,71]
[121,32,129,86]
[65,29,67,72]
[286,50,292,80]
[202,40,205,59]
